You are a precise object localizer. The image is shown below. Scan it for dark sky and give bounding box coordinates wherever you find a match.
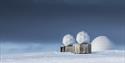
[0,0,125,44]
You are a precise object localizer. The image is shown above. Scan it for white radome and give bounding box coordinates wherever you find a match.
[92,36,113,52]
[62,34,75,46]
[76,31,90,44]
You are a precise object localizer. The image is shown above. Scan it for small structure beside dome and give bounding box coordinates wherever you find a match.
[74,43,91,54]
[60,31,91,54]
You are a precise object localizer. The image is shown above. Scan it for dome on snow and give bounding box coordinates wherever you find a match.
[62,34,75,46]
[92,36,113,52]
[76,31,90,44]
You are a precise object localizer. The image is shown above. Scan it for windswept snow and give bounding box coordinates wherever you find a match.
[1,50,125,63]
[76,31,90,44]
[92,36,113,52]
[62,34,75,46]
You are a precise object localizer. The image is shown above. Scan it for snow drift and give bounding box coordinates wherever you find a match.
[92,36,113,52]
[62,34,75,46]
[76,31,90,44]
[1,50,124,63]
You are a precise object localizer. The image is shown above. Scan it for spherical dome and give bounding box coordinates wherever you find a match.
[76,31,90,44]
[92,36,113,52]
[62,34,75,46]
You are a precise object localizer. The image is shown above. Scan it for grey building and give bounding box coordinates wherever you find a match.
[60,43,91,54]
[74,43,91,54]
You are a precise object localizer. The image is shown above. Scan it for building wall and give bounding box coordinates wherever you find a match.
[60,43,91,54]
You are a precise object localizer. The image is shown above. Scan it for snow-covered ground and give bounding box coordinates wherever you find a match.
[1,50,125,63]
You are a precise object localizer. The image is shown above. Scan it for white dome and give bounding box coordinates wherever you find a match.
[92,36,113,52]
[62,34,75,46]
[76,31,90,44]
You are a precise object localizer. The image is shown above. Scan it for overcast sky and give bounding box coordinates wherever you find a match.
[0,0,125,44]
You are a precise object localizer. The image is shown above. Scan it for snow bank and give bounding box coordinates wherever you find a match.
[0,42,59,55]
[1,50,125,63]
[76,31,90,44]
[62,34,75,46]
[92,36,113,52]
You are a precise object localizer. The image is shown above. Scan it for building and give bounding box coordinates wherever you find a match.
[60,43,91,54]
[60,31,91,54]
[74,43,91,54]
